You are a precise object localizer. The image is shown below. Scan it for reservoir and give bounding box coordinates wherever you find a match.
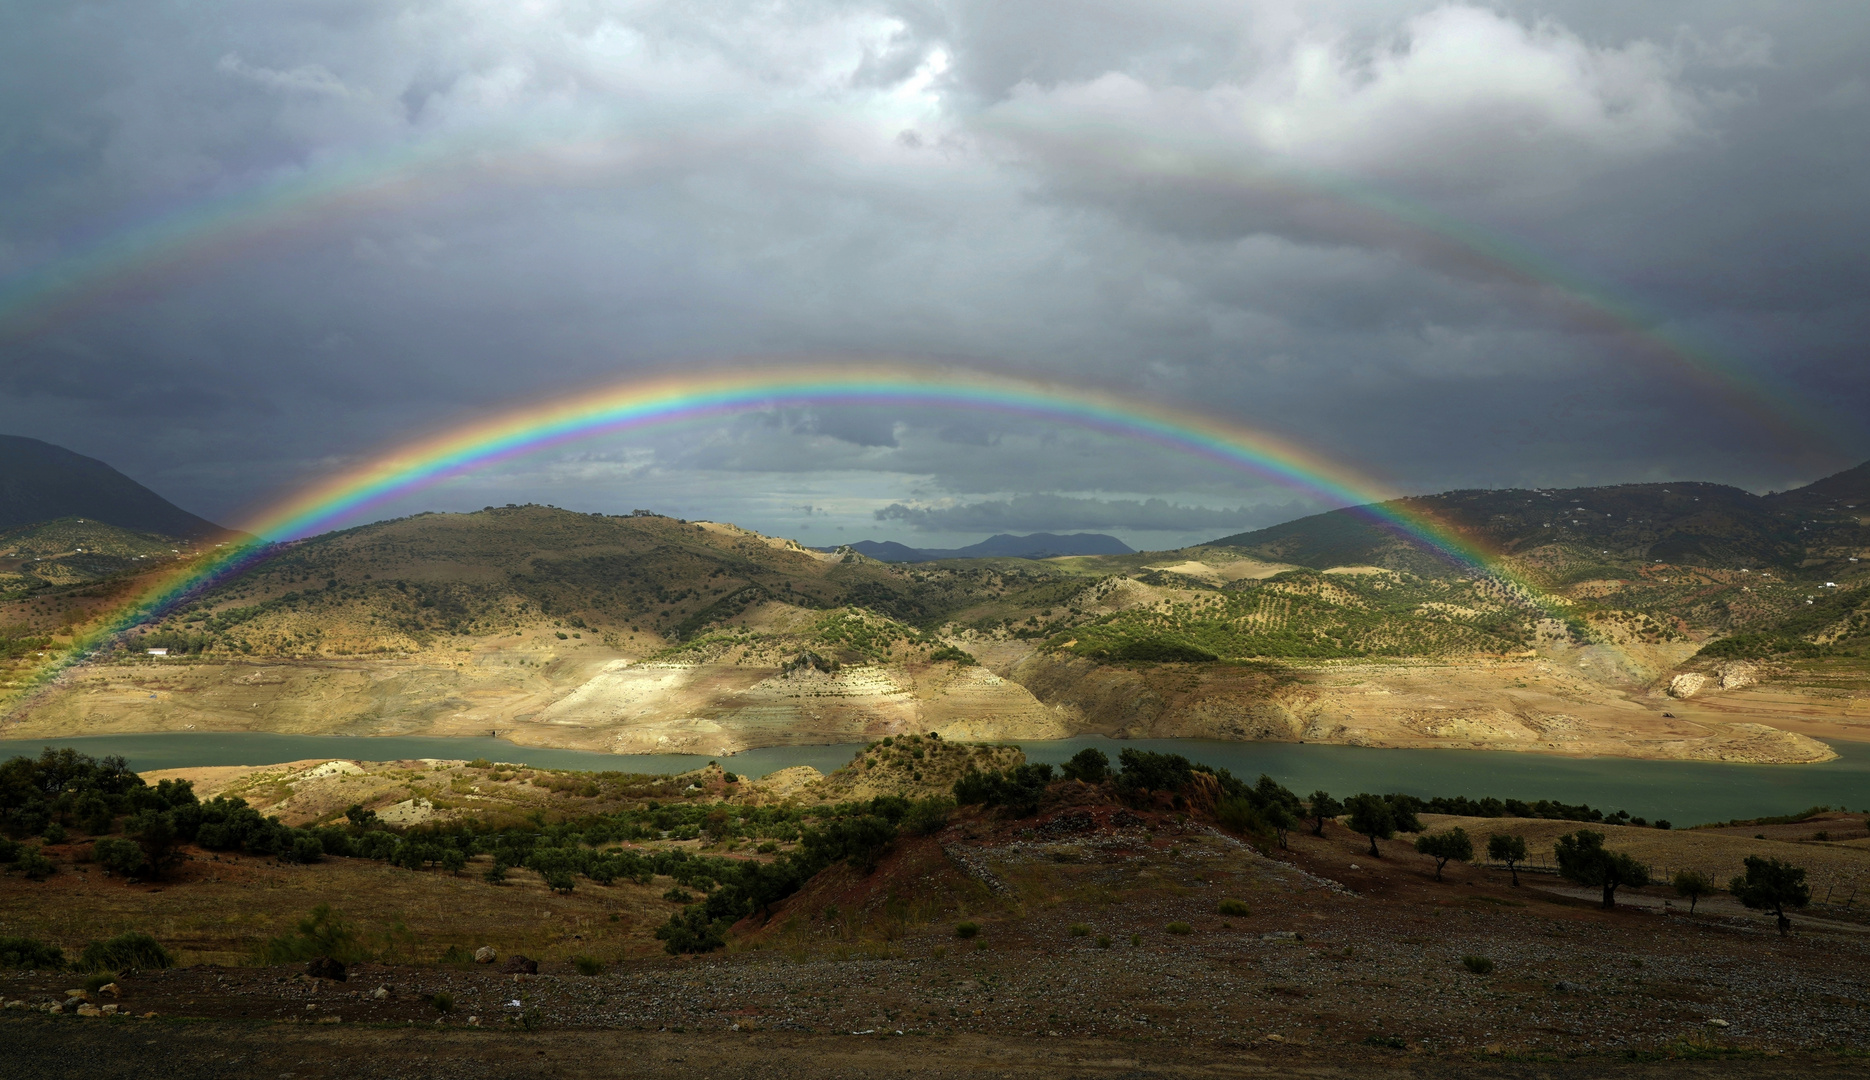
[2,731,1864,826]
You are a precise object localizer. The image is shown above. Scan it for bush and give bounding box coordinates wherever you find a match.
[257,904,368,965]
[1461,955,1494,975]
[1165,922,1193,935]
[16,846,55,880]
[1068,924,1091,937]
[955,922,980,939]
[1217,899,1251,917]
[0,935,63,969]
[927,644,978,666]
[1095,934,1112,949]
[573,954,605,976]
[431,992,454,1013]
[1058,747,1110,784]
[84,971,117,994]
[92,836,147,877]
[903,796,954,836]
[953,764,1055,817]
[80,932,175,972]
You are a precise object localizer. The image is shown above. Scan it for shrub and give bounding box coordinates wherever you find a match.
[573,954,604,976]
[257,905,368,965]
[927,644,977,666]
[756,841,779,854]
[1095,934,1112,949]
[92,836,147,877]
[1461,955,1494,975]
[0,935,63,969]
[1130,934,1141,946]
[0,837,17,863]
[955,922,980,939]
[439,944,475,966]
[1217,899,1250,917]
[1058,747,1110,784]
[903,796,955,836]
[1165,922,1193,935]
[84,971,118,994]
[16,846,55,881]
[483,860,508,885]
[80,932,175,972]
[1068,924,1091,937]
[431,992,454,1013]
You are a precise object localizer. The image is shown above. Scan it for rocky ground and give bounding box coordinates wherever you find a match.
[6,798,1870,1077]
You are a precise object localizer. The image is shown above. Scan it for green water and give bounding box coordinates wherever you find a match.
[1,732,1863,826]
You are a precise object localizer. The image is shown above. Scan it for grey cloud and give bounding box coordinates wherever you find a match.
[875,494,1313,534]
[0,1,1865,533]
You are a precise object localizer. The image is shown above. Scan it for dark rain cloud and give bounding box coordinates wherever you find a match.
[0,1,1865,541]
[875,494,1310,535]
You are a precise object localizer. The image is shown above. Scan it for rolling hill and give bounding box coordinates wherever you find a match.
[0,460,1862,765]
[1207,461,1870,581]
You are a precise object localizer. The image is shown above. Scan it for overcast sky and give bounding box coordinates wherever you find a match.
[2,1,1866,550]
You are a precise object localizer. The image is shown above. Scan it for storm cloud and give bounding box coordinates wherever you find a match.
[0,1,1865,549]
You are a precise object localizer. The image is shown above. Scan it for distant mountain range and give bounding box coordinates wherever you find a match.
[0,435,223,539]
[824,532,1136,562]
[1208,460,1870,578]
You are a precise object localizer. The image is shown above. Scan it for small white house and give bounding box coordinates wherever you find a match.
[146,648,168,656]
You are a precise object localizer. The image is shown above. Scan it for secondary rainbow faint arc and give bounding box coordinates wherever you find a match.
[0,114,1845,454]
[51,364,1573,677]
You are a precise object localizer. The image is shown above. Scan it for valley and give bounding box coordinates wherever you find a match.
[0,463,1865,766]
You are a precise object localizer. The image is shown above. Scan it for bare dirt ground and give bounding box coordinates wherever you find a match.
[6,797,1870,1077]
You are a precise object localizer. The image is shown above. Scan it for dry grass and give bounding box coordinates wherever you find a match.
[0,849,684,967]
[1425,811,1870,901]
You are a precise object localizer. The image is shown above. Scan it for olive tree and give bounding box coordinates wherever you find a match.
[1671,869,1714,914]
[1414,827,1473,882]
[1344,794,1395,858]
[1307,791,1343,837]
[1554,830,1649,909]
[1730,856,1809,935]
[1487,833,1528,887]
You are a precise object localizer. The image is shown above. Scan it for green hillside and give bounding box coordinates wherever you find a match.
[1049,568,1532,661]
[122,506,1073,659]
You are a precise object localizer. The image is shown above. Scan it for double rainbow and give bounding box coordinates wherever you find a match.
[23,363,1570,697]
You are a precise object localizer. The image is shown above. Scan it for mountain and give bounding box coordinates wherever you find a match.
[0,435,223,539]
[830,532,1135,562]
[1206,462,1870,582]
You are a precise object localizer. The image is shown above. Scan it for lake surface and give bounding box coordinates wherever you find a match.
[1,731,1863,826]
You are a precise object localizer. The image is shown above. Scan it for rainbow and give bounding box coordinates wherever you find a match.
[0,120,1847,454]
[25,363,1577,692]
